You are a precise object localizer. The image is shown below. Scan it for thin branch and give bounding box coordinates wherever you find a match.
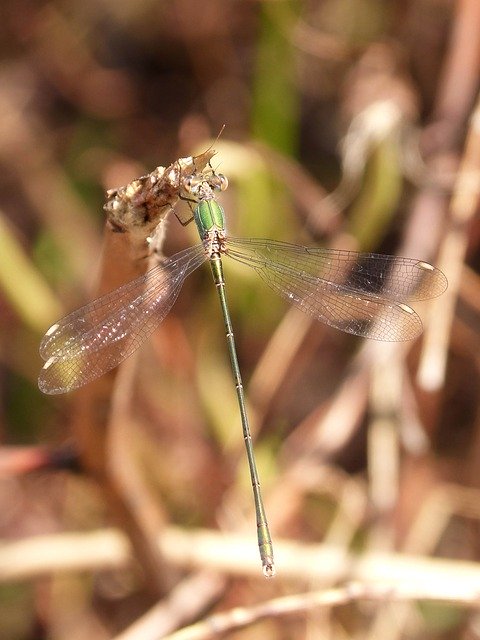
[159,580,480,640]
[113,572,226,640]
[418,93,480,391]
[2,526,480,592]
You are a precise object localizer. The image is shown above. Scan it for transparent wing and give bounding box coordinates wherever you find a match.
[225,238,447,341]
[39,244,207,394]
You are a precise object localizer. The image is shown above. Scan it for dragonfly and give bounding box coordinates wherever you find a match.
[39,163,447,578]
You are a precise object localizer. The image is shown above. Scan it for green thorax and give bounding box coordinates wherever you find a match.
[194,198,226,239]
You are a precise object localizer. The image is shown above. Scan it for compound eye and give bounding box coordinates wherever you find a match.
[218,174,228,191]
[182,175,195,193]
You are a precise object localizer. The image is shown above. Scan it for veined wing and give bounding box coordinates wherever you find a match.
[225,238,447,341]
[39,244,206,394]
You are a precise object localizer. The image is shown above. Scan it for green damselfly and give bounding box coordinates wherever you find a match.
[39,162,447,577]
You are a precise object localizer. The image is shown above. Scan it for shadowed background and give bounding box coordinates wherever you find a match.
[0,1,479,639]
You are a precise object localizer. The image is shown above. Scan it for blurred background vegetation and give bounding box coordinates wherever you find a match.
[0,0,479,638]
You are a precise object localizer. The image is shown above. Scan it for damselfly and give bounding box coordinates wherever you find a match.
[39,161,447,577]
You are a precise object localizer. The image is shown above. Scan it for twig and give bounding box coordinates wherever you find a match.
[69,145,217,595]
[113,572,226,640]
[418,93,480,390]
[415,0,480,392]
[2,526,480,589]
[159,579,480,640]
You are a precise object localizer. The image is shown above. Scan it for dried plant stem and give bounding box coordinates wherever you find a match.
[159,579,480,640]
[69,148,216,595]
[113,572,226,640]
[2,526,480,591]
[418,94,480,390]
